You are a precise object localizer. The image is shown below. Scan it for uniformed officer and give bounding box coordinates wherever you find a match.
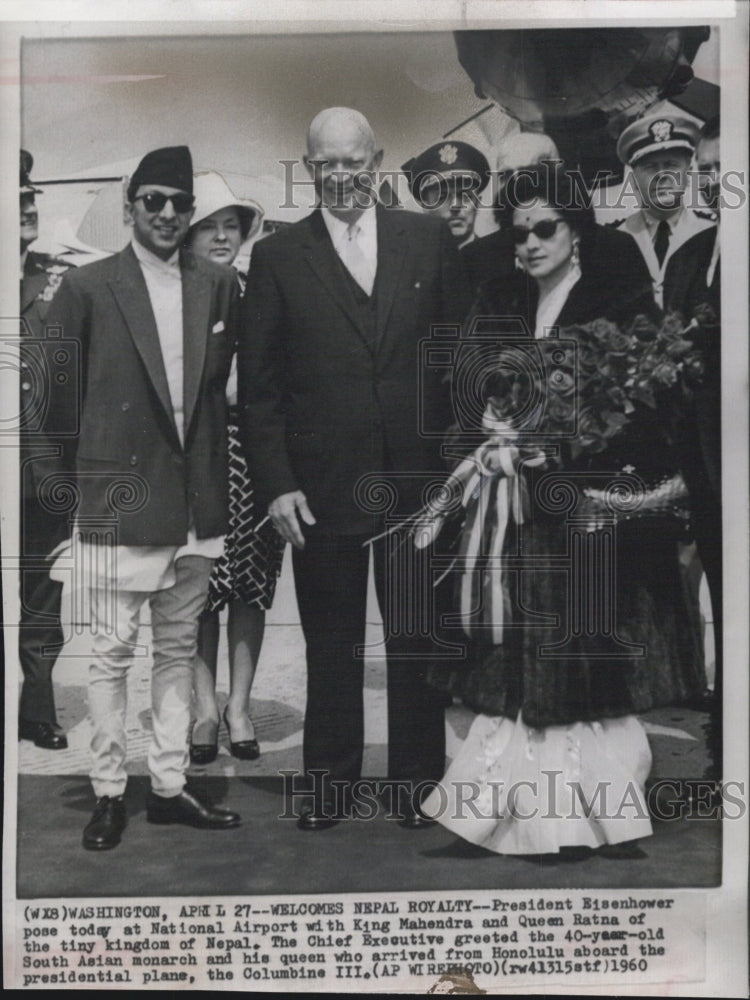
[615,112,715,308]
[404,140,490,248]
[19,150,76,750]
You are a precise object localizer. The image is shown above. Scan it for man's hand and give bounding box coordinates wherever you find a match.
[269,491,316,549]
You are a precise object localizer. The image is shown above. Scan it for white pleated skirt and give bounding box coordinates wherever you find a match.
[422,712,653,855]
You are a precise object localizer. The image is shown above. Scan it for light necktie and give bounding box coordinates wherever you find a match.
[653,219,671,267]
[341,222,375,296]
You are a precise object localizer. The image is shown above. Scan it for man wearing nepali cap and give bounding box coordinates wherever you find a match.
[405,140,490,249]
[45,146,242,849]
[615,112,715,308]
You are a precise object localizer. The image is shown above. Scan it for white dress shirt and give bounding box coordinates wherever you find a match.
[322,205,378,295]
[131,238,186,443]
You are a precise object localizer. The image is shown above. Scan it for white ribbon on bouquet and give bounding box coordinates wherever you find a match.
[366,405,545,644]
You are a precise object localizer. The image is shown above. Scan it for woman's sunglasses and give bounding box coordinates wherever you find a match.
[133,192,195,214]
[512,219,566,244]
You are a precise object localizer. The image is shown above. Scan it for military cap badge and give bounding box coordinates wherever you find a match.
[649,119,673,144]
[438,144,458,166]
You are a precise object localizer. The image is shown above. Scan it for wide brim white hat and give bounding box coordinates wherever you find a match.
[190,170,264,240]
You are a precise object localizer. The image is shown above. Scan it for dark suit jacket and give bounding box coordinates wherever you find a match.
[460,222,653,303]
[44,243,238,547]
[663,226,721,507]
[238,205,469,533]
[664,226,720,320]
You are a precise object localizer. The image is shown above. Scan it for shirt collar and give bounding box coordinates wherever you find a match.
[642,205,684,235]
[131,235,181,274]
[321,204,377,244]
[20,248,28,278]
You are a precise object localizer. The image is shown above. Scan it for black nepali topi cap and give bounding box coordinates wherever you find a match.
[128,146,194,199]
[403,140,490,205]
[20,149,42,195]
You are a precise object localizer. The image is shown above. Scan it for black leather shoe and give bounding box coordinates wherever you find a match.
[396,787,437,829]
[297,802,341,831]
[399,800,437,829]
[189,739,219,765]
[146,787,241,829]
[223,707,260,761]
[82,796,126,851]
[19,718,68,750]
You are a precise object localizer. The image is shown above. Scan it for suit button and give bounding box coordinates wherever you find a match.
[21,381,31,391]
[373,418,382,430]
[129,455,138,466]
[20,361,28,369]
[121,401,130,411]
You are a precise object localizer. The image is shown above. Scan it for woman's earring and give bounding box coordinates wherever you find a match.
[514,252,525,272]
[571,241,580,267]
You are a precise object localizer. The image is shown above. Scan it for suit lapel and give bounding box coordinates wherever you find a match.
[108,245,180,444]
[622,214,659,284]
[180,251,211,442]
[302,210,369,339]
[374,205,407,341]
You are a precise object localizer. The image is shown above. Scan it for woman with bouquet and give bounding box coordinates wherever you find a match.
[421,170,705,857]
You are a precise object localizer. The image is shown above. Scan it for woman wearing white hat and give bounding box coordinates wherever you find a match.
[186,171,285,764]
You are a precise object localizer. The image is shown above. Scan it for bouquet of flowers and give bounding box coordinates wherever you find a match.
[411,311,704,542]
[483,312,706,461]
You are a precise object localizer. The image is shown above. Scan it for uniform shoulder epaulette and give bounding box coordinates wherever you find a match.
[695,209,718,222]
[606,218,627,228]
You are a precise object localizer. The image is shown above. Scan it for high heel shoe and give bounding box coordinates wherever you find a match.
[189,720,219,765]
[222,707,260,761]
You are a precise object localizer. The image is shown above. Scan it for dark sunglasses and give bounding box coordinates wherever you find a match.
[512,218,566,243]
[133,192,195,214]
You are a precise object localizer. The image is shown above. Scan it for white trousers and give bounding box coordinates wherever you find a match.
[87,555,213,798]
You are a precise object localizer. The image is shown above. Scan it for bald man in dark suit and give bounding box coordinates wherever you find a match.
[240,107,470,830]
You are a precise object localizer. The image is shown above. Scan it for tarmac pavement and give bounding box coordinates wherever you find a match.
[15,548,722,895]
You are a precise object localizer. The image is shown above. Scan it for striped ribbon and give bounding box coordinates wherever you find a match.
[455,409,541,645]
